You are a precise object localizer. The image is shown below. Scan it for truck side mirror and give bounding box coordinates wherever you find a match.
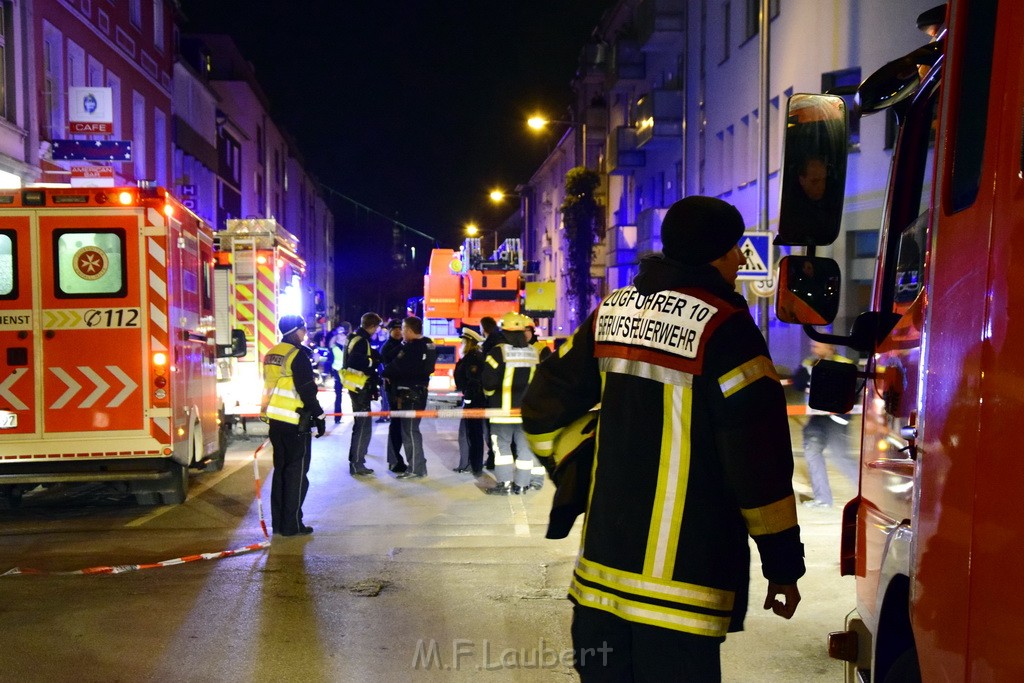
[775,255,841,325]
[216,329,247,358]
[808,359,860,414]
[776,94,849,246]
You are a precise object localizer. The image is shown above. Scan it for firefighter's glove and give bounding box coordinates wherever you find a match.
[314,417,326,438]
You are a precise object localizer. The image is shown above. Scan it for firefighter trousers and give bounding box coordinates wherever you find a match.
[571,604,723,682]
[269,422,312,535]
[490,422,534,488]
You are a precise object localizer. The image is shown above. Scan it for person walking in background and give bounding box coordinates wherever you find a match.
[382,316,437,480]
[261,315,325,537]
[328,327,346,424]
[794,340,857,509]
[483,312,540,495]
[522,196,804,681]
[344,312,382,476]
[453,327,486,476]
[379,319,407,473]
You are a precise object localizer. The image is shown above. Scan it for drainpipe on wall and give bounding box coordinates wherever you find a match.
[757,0,772,341]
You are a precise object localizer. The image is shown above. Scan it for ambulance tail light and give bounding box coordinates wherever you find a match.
[163,203,174,218]
[153,352,169,399]
[118,191,134,205]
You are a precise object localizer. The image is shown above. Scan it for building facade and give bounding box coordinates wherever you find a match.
[2,1,335,326]
[522,0,937,369]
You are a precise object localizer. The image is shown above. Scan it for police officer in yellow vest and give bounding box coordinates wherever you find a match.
[261,315,325,537]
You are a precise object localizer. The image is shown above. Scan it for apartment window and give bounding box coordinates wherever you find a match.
[744,0,780,41]
[720,2,730,64]
[42,24,64,140]
[106,71,121,137]
[132,91,146,180]
[152,0,164,52]
[0,2,12,121]
[153,108,167,186]
[87,57,103,87]
[129,0,141,29]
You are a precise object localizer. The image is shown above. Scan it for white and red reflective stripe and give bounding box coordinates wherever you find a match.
[0,450,163,460]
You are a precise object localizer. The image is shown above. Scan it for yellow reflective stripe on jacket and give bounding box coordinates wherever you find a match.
[569,579,732,638]
[741,495,799,536]
[576,555,734,611]
[525,429,557,456]
[262,344,302,424]
[644,382,692,579]
[718,355,780,398]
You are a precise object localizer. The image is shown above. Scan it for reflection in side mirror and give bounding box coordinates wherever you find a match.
[775,256,841,325]
[777,94,849,246]
[216,328,248,359]
[808,359,860,414]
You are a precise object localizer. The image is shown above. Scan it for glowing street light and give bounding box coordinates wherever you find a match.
[526,114,587,167]
[489,188,521,203]
[465,222,480,236]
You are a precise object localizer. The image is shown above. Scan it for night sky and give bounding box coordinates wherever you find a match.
[178,1,616,319]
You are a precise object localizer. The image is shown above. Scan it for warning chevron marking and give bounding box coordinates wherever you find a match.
[48,365,139,409]
[0,368,28,411]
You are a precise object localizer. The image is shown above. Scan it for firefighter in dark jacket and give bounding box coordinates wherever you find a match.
[381,316,437,479]
[522,196,805,681]
[483,312,540,495]
[261,315,325,537]
[379,320,407,473]
[344,312,382,476]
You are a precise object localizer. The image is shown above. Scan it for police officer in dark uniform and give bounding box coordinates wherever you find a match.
[382,316,437,479]
[261,315,325,537]
[345,312,382,475]
[379,319,407,473]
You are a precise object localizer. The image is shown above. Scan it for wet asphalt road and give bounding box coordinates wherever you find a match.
[1,408,855,682]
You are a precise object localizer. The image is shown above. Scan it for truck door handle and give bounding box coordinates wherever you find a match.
[899,425,917,440]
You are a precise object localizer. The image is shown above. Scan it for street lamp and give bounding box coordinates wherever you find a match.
[465,221,498,252]
[527,115,587,168]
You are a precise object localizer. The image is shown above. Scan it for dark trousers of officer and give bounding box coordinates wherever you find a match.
[269,421,312,535]
[396,386,428,475]
[571,605,723,682]
[385,389,405,468]
[457,417,484,473]
[348,388,373,465]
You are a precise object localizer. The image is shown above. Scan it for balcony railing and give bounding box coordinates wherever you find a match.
[607,126,646,175]
[607,40,645,86]
[635,89,683,148]
[636,0,686,50]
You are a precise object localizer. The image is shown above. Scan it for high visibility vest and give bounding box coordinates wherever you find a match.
[262,342,303,424]
[331,345,344,372]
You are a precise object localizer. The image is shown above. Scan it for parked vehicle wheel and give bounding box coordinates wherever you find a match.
[884,648,921,683]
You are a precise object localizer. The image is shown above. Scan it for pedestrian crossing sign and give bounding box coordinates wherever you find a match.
[736,231,772,281]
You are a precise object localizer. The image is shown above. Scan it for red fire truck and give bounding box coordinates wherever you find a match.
[776,1,1024,679]
[0,186,244,507]
[214,218,306,421]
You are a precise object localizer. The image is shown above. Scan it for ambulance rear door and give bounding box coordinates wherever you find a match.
[36,211,145,437]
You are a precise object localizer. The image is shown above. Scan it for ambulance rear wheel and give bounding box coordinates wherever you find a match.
[161,460,189,505]
[206,410,229,472]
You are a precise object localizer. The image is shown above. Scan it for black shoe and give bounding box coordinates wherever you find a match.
[333,419,341,424]
[375,417,390,423]
[471,469,484,477]
[350,463,374,476]
[453,466,471,473]
[511,484,525,495]
[486,482,512,495]
[278,524,313,537]
[528,482,544,491]
[397,471,425,480]
[390,463,408,473]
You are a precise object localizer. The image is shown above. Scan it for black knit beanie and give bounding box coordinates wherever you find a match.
[660,196,745,265]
